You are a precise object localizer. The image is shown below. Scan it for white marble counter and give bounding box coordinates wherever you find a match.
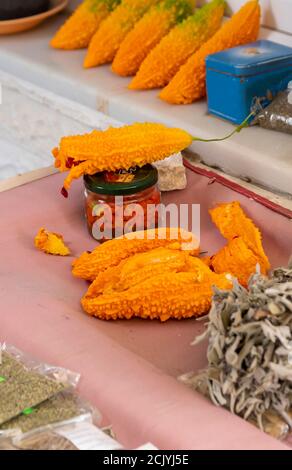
[0,13,292,195]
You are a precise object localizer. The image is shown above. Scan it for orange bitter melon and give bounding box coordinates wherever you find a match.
[112,0,195,77]
[72,227,200,281]
[81,247,231,321]
[209,200,270,282]
[52,123,193,195]
[50,0,121,50]
[84,0,159,67]
[160,0,260,104]
[129,0,225,90]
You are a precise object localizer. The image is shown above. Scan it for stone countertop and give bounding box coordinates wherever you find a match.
[0,12,292,195]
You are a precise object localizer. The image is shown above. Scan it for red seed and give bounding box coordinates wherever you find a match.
[61,187,68,198]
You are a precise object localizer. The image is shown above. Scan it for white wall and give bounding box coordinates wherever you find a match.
[198,0,292,34]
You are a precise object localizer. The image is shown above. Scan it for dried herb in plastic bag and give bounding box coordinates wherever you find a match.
[0,392,88,434]
[255,84,292,135]
[0,353,66,425]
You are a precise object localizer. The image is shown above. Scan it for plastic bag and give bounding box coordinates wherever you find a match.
[11,415,123,451]
[256,82,292,134]
[1,343,80,387]
[0,430,21,451]
[0,343,80,426]
[1,390,102,434]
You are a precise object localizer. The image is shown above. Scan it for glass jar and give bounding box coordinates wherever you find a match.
[84,165,161,242]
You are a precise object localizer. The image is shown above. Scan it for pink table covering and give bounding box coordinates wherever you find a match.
[0,168,291,450]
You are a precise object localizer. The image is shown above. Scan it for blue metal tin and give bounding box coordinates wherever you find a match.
[206,40,292,124]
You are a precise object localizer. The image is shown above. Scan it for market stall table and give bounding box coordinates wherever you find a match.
[0,165,291,450]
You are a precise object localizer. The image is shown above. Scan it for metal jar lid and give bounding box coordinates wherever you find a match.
[84,164,158,196]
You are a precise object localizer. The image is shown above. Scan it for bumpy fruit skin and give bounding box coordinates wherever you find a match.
[160,0,260,104]
[74,200,270,321]
[50,0,121,50]
[112,0,195,77]
[129,0,224,90]
[52,123,193,193]
[84,0,159,67]
[72,228,200,281]
[34,228,70,256]
[210,237,262,287]
[85,247,216,296]
[81,248,232,321]
[209,201,270,286]
[209,201,270,273]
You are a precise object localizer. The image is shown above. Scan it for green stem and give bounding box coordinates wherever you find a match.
[192,111,255,143]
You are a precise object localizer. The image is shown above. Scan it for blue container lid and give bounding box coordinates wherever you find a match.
[206,40,292,77]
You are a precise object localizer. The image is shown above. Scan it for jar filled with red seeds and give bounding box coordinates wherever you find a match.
[84,164,161,242]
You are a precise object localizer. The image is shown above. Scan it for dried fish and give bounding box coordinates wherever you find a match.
[188,265,292,439]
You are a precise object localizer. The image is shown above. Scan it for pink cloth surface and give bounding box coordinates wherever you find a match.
[0,169,291,450]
